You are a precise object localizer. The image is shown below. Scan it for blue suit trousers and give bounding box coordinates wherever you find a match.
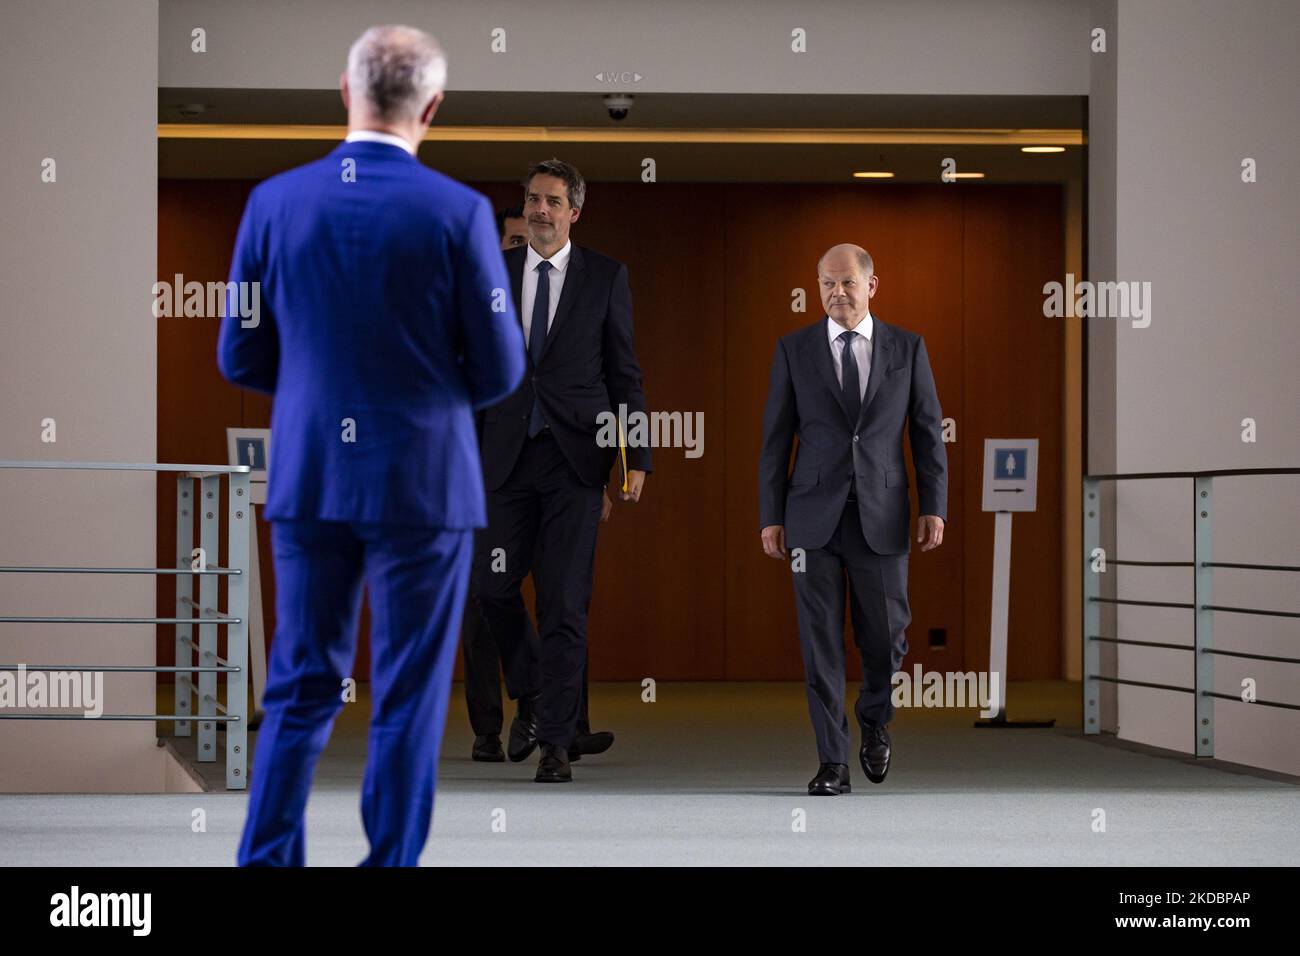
[237,519,472,866]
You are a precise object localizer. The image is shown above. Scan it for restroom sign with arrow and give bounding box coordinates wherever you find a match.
[981,439,1038,513]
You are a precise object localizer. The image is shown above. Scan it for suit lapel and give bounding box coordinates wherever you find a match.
[539,244,586,364]
[506,247,530,364]
[857,316,891,427]
[800,314,892,431]
[802,318,857,428]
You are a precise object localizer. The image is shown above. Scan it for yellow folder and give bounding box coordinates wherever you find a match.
[617,418,629,493]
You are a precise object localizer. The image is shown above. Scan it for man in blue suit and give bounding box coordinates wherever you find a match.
[217,25,525,866]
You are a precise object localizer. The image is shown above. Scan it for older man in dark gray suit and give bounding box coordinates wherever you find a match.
[759,244,948,796]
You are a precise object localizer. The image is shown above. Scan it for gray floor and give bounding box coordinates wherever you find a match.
[2,681,1297,866]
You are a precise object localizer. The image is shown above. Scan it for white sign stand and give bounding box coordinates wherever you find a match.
[975,439,1054,729]
[228,428,270,727]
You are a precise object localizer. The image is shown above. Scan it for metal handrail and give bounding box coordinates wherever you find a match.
[1086,467,1300,480]
[0,664,239,672]
[0,616,240,624]
[1082,467,1299,762]
[0,714,242,721]
[0,461,249,473]
[0,566,242,575]
[0,460,251,788]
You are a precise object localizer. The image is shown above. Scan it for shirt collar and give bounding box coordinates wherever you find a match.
[827,312,874,345]
[525,237,572,274]
[343,129,417,156]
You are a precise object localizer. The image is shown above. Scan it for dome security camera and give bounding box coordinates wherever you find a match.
[602,94,633,121]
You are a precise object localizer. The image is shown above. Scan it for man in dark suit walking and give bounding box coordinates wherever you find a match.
[473,159,651,783]
[218,25,524,864]
[759,244,947,796]
[461,205,615,764]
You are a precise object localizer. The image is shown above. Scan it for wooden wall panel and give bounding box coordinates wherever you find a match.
[960,185,1064,680]
[156,181,358,683]
[155,180,247,676]
[158,177,1065,682]
[721,185,966,679]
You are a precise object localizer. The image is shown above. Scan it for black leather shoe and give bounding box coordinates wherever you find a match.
[808,762,851,795]
[534,742,572,783]
[567,730,614,762]
[507,694,540,763]
[859,719,891,783]
[471,734,505,762]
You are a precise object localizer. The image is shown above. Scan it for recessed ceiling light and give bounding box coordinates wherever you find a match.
[1021,146,1066,153]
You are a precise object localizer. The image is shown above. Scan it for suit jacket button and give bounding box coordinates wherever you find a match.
[853,435,860,442]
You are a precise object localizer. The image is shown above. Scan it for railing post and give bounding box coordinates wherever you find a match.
[1083,478,1101,734]
[198,474,220,763]
[174,475,193,737]
[226,473,250,790]
[1194,476,1214,757]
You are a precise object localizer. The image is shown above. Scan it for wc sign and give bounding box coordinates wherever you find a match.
[981,439,1038,512]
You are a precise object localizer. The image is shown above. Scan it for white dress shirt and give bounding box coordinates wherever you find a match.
[521,239,572,348]
[826,312,874,400]
[343,129,417,155]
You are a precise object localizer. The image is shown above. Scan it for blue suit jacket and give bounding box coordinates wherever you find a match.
[217,140,526,529]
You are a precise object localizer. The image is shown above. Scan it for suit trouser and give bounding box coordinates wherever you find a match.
[791,500,911,765]
[460,595,506,736]
[471,430,603,748]
[461,597,594,736]
[237,519,472,867]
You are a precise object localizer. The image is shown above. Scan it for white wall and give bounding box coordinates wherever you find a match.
[1091,0,1300,774]
[4,0,1290,788]
[158,0,1089,95]
[0,0,184,791]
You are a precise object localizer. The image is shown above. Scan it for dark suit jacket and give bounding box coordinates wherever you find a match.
[479,242,652,490]
[758,314,948,555]
[217,140,525,529]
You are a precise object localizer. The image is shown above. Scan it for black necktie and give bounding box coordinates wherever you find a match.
[839,330,861,423]
[527,260,552,436]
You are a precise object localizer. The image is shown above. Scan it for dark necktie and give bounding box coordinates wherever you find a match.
[527,260,552,436]
[839,329,861,423]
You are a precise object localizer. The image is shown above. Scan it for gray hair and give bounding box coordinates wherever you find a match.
[346,25,447,123]
[523,158,586,211]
